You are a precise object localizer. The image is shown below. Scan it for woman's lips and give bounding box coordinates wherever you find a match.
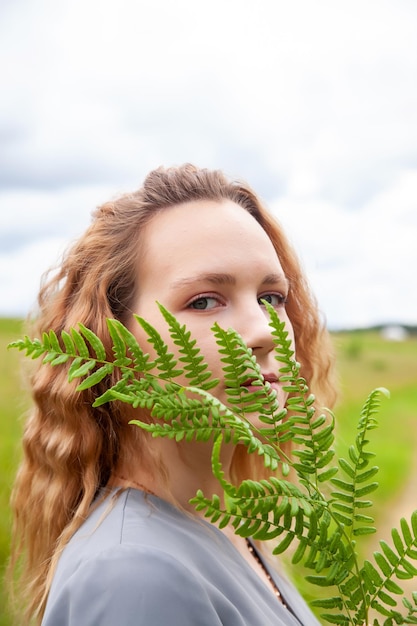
[241,374,279,393]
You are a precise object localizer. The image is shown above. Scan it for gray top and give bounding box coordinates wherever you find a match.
[42,488,320,626]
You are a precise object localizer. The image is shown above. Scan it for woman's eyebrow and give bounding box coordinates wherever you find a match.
[171,273,236,289]
[261,273,290,289]
[171,272,289,290]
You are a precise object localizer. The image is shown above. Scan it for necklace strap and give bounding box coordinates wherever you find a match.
[113,475,158,497]
[245,538,286,606]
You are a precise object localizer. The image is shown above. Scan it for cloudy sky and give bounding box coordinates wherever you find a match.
[1,0,417,329]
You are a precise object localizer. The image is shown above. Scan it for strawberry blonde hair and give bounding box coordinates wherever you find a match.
[9,164,336,623]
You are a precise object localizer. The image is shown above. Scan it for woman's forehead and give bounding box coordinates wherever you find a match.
[142,199,271,248]
[137,199,284,284]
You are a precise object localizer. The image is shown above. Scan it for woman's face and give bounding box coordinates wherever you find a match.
[130,199,294,425]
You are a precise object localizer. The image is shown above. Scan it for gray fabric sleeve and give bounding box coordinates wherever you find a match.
[42,546,224,626]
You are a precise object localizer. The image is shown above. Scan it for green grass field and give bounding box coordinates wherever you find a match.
[0,319,416,624]
[332,331,417,509]
[0,319,30,626]
[290,330,417,611]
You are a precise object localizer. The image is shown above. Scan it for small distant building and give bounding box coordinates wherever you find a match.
[381,325,409,341]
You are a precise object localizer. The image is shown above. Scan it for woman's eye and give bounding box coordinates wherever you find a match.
[258,293,287,307]
[188,296,219,310]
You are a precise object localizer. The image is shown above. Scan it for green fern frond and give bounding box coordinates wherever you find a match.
[212,323,275,411]
[134,314,183,380]
[330,388,388,544]
[263,301,295,368]
[158,304,219,390]
[78,324,107,360]
[106,319,152,372]
[365,512,417,620]
[265,303,339,487]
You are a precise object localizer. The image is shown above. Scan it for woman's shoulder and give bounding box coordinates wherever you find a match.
[43,489,223,625]
[56,487,208,570]
[43,542,221,626]
[49,487,231,593]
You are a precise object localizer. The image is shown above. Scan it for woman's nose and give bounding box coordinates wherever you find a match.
[239,303,293,357]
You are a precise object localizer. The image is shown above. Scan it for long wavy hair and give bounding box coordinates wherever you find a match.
[9,164,336,624]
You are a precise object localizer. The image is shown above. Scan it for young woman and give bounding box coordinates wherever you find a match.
[9,164,336,625]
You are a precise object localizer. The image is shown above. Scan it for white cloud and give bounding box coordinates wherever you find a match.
[0,237,68,316]
[0,185,119,244]
[272,169,417,328]
[1,0,417,327]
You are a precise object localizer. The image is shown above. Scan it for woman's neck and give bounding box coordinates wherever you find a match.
[112,435,235,512]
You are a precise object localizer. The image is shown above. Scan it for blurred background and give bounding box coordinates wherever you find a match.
[1,0,416,623]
